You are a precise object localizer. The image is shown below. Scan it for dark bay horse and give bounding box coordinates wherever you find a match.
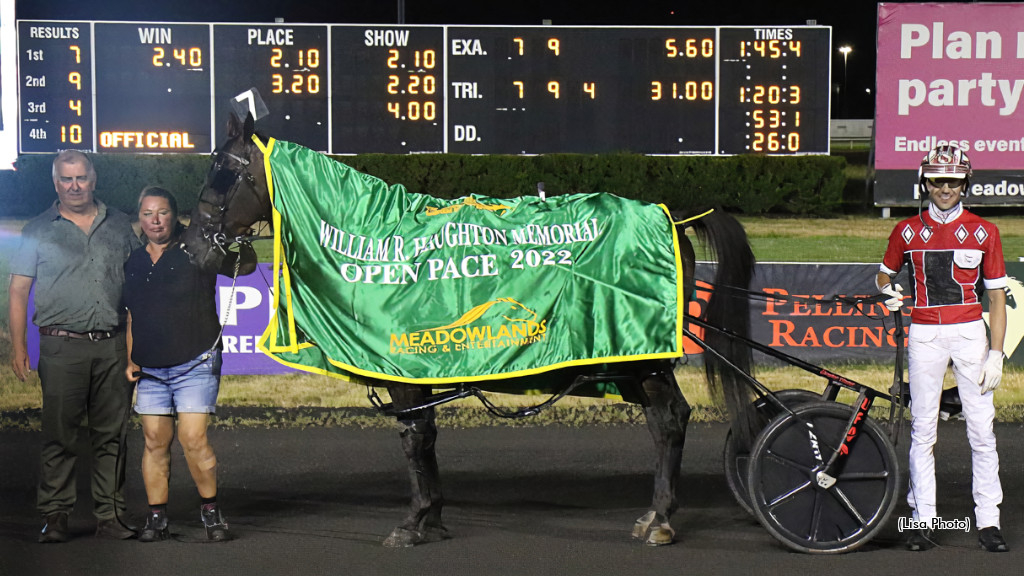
[182,113,757,547]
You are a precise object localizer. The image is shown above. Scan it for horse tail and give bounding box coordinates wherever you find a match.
[675,208,759,450]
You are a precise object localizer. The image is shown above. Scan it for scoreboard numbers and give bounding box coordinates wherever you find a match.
[18,22,831,155]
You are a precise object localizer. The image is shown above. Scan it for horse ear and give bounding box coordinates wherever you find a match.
[243,113,255,139]
[226,113,243,139]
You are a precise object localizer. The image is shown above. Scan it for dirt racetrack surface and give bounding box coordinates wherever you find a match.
[1,421,1022,575]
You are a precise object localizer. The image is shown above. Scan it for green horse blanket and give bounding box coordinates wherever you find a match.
[255,136,685,384]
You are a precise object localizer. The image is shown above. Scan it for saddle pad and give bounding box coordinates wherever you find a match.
[255,136,684,384]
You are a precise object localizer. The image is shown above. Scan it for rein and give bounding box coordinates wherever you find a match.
[707,282,892,320]
[366,369,665,420]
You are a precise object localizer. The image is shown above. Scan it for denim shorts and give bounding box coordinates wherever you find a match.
[134,350,222,415]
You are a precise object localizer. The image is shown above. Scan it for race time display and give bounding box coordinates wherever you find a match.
[18,21,831,155]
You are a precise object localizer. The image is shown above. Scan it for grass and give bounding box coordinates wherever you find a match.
[737,214,1024,263]
[3,358,1023,422]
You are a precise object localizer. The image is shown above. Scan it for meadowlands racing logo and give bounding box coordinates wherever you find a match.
[390,297,548,356]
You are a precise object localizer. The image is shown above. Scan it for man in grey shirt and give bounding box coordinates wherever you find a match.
[9,150,141,543]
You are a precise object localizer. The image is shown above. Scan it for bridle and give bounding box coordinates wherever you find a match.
[190,136,267,258]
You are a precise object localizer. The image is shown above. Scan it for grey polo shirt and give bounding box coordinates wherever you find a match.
[10,200,141,332]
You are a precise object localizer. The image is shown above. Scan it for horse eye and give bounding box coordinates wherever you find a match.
[208,168,236,193]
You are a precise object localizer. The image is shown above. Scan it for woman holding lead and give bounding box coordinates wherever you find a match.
[124,186,255,542]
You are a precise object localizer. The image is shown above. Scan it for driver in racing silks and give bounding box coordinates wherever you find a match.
[875,143,1008,552]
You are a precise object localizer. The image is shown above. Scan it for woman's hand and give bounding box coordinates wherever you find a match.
[126,360,142,383]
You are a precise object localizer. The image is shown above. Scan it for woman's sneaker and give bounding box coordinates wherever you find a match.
[200,503,231,541]
[138,508,169,542]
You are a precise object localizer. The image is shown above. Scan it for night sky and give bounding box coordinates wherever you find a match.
[15,0,891,118]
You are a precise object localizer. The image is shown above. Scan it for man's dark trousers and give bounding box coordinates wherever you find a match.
[36,333,131,520]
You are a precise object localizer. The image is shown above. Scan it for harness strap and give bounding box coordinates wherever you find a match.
[672,208,715,226]
[708,282,890,319]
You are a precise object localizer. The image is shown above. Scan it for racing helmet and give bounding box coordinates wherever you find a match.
[918,144,972,194]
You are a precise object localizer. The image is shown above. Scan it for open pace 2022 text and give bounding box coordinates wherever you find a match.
[19,21,830,155]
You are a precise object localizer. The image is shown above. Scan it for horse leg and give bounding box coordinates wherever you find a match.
[383,383,447,547]
[632,369,691,546]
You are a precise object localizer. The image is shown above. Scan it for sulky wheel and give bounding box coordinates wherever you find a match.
[723,389,823,517]
[746,402,899,554]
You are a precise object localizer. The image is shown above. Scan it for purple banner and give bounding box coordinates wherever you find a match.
[212,263,290,374]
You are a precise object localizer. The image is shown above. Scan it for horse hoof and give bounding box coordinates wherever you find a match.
[631,511,656,540]
[643,526,675,546]
[422,525,450,543]
[383,527,423,547]
[632,511,675,546]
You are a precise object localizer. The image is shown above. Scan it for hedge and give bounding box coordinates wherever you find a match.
[2,153,845,218]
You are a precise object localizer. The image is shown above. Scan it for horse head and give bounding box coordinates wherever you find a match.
[182,113,272,273]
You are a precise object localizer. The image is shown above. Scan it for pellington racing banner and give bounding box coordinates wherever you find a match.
[254,137,684,384]
[690,262,1024,366]
[875,2,1024,207]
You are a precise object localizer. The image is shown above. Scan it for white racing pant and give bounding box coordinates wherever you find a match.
[907,320,1002,529]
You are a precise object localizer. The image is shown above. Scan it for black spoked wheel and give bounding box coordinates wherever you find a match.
[747,402,899,554]
[723,389,823,516]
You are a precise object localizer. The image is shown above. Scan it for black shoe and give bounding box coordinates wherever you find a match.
[138,509,170,543]
[38,512,69,544]
[906,527,937,551]
[979,526,1009,552]
[95,517,137,540]
[200,503,231,542]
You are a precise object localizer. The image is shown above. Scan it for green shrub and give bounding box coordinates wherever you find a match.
[0,169,25,215]
[10,153,208,216]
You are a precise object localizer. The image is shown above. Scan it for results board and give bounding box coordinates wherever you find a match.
[18,21,831,155]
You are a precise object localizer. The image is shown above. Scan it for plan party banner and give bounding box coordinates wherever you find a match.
[875,2,1024,206]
